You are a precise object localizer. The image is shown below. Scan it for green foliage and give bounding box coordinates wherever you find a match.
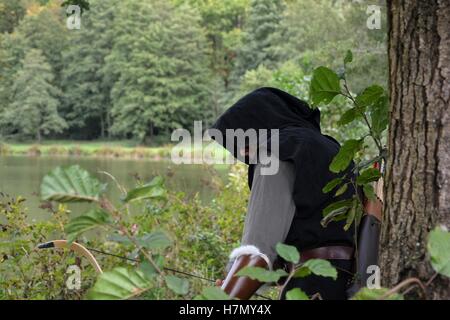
[355,85,384,107]
[236,266,288,283]
[310,51,388,229]
[322,177,344,193]
[106,0,211,142]
[61,0,117,139]
[0,0,26,33]
[370,95,389,139]
[165,275,190,295]
[5,161,448,300]
[236,243,337,300]
[8,49,67,141]
[427,227,450,278]
[37,164,197,300]
[137,231,172,251]
[294,259,338,280]
[321,199,353,226]
[40,165,106,203]
[65,209,111,243]
[285,288,309,300]
[122,177,166,203]
[195,287,230,300]
[275,243,299,264]
[61,0,90,14]
[309,67,342,106]
[233,0,284,77]
[0,194,97,299]
[238,61,310,101]
[86,267,154,300]
[15,6,69,84]
[356,168,382,185]
[0,0,387,143]
[351,288,403,300]
[329,139,364,173]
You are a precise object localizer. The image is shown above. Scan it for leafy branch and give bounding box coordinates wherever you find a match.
[309,50,389,228]
[40,165,187,299]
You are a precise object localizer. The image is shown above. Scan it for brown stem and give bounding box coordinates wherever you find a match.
[342,80,384,153]
[100,197,164,275]
[378,277,427,300]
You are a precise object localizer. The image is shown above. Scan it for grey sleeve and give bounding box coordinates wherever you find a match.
[241,161,296,265]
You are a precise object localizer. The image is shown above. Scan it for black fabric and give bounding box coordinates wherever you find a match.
[210,87,355,252]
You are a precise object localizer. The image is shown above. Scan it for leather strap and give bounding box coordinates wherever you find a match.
[276,245,355,286]
[300,245,354,262]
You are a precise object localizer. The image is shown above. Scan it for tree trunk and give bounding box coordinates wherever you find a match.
[106,109,111,139]
[380,0,450,299]
[100,114,105,139]
[36,129,41,144]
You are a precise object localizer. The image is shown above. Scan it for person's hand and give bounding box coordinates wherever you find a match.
[215,279,224,287]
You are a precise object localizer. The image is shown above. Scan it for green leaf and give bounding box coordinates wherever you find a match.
[344,50,353,65]
[321,210,348,227]
[107,234,132,244]
[86,267,153,300]
[138,261,158,279]
[352,287,403,300]
[309,66,342,106]
[338,106,364,126]
[321,199,353,228]
[198,287,230,300]
[122,176,166,203]
[344,199,357,231]
[322,199,353,218]
[355,85,384,107]
[138,230,172,251]
[335,183,348,197]
[165,275,189,295]
[329,139,363,173]
[276,243,300,264]
[322,177,343,193]
[286,288,309,300]
[363,184,376,200]
[302,259,337,280]
[356,168,381,185]
[427,226,450,277]
[41,165,106,203]
[370,94,389,137]
[236,267,288,283]
[293,266,311,278]
[65,209,111,243]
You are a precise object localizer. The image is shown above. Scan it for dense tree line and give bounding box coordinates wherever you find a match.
[0,0,387,144]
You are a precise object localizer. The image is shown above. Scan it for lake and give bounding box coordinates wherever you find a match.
[0,156,228,220]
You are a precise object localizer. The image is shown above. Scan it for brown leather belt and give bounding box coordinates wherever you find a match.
[276,245,355,286]
[300,245,354,262]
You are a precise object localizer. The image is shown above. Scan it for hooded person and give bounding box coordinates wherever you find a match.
[209,87,356,300]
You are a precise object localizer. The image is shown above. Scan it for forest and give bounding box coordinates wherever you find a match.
[0,0,449,303]
[0,0,386,144]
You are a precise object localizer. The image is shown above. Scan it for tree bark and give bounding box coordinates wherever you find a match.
[381,0,450,299]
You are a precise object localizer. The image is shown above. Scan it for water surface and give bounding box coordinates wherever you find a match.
[0,156,228,220]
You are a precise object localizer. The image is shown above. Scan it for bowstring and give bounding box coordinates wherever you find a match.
[86,247,272,300]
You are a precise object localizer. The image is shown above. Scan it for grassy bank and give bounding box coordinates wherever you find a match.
[0,140,171,160]
[0,140,227,161]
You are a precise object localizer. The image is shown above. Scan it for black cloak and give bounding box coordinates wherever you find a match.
[210,87,355,251]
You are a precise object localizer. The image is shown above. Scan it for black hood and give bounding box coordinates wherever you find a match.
[211,87,321,136]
